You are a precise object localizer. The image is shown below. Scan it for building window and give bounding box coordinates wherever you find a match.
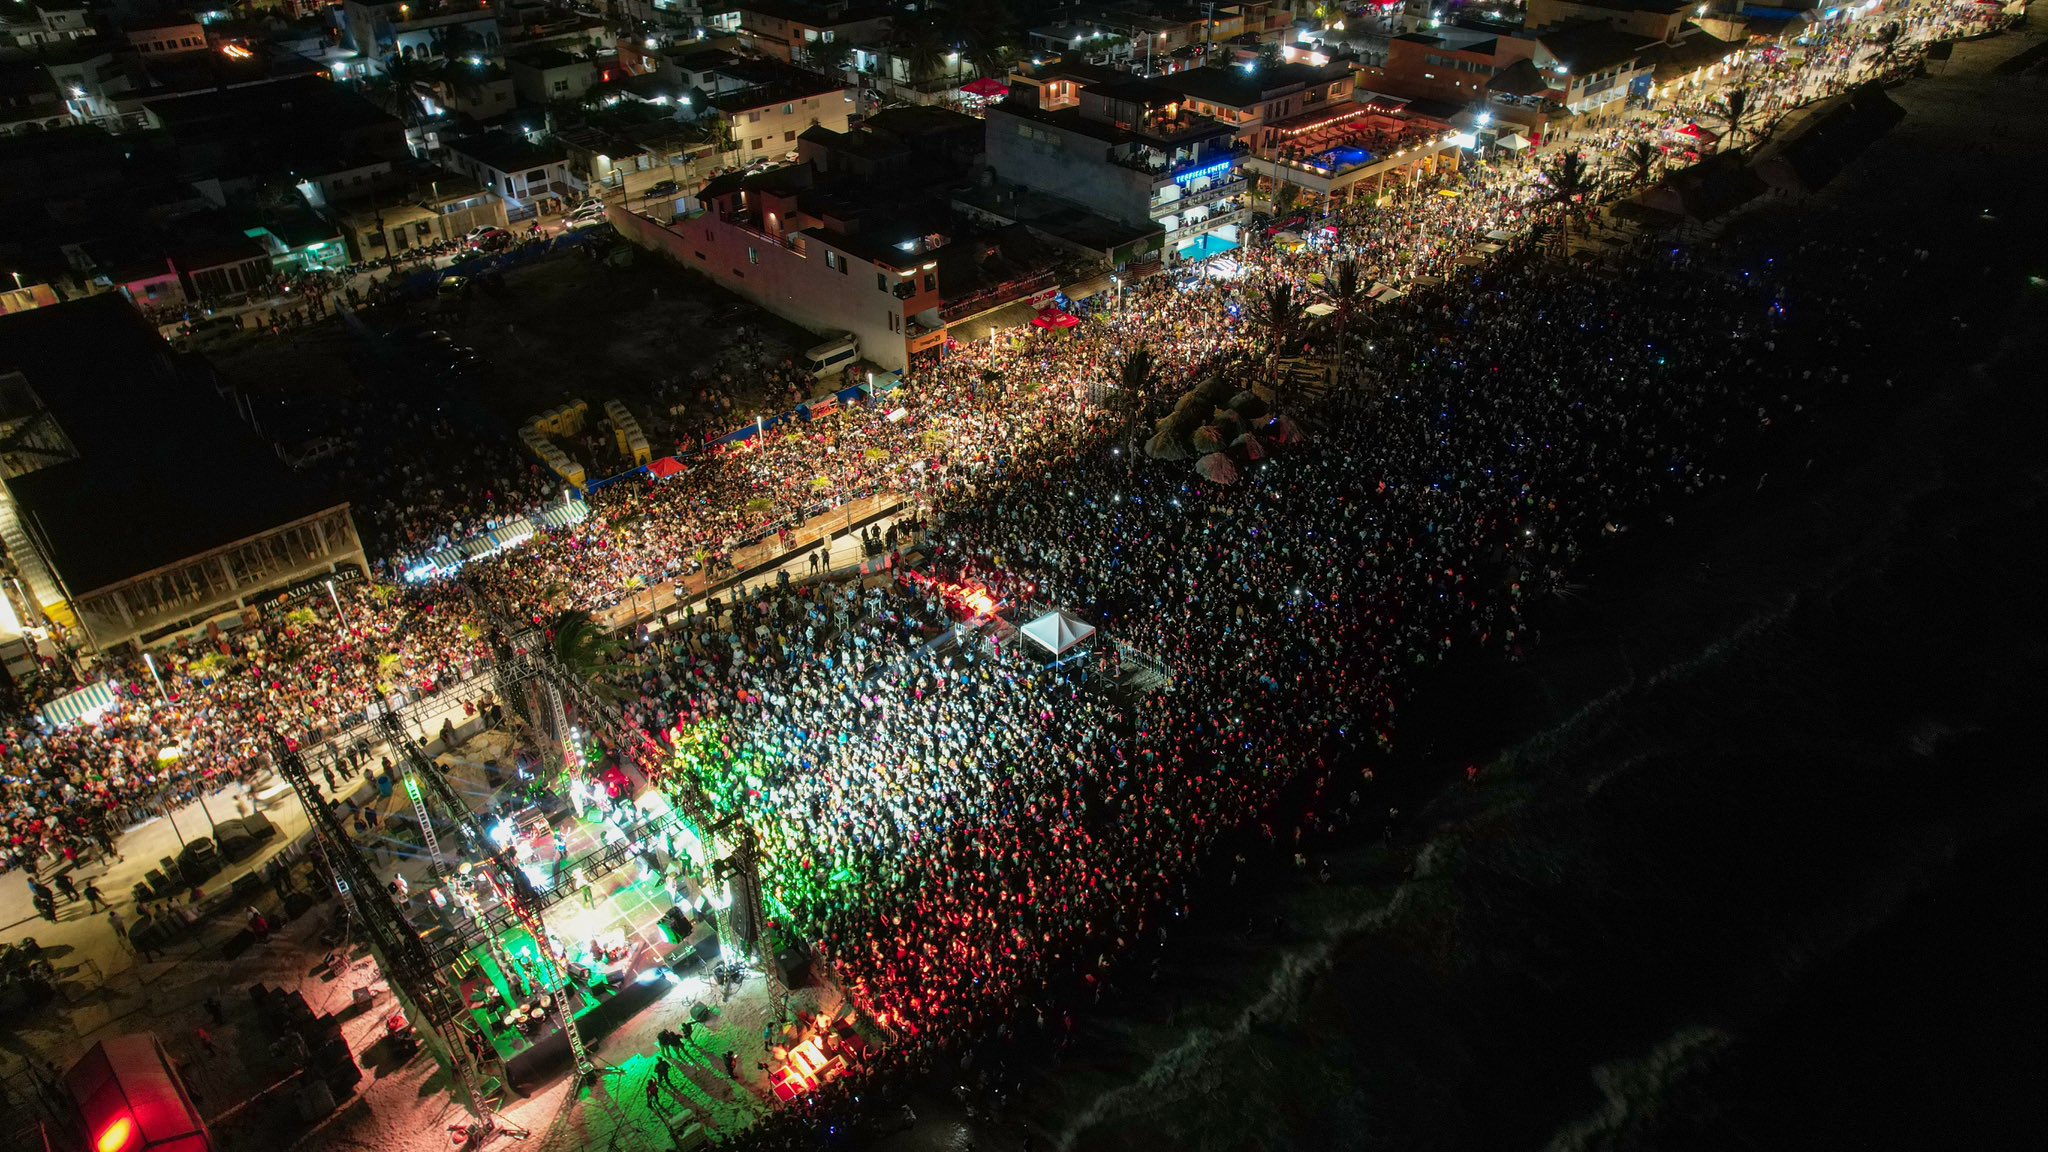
[747,246,759,264]
[751,138,765,149]
[877,272,886,291]
[749,110,761,122]
[923,272,934,291]
[783,103,794,114]
[783,130,796,142]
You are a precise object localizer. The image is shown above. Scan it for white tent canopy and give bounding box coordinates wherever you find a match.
[1021,610,1097,656]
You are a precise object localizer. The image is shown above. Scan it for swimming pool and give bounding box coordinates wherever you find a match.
[1321,147,1375,169]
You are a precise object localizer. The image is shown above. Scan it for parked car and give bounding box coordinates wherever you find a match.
[642,179,679,199]
[565,200,607,223]
[566,213,612,233]
[466,228,513,252]
[283,435,351,470]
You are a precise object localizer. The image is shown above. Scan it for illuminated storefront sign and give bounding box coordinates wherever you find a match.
[1174,159,1235,185]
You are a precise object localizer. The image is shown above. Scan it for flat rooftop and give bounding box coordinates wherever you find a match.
[0,294,342,595]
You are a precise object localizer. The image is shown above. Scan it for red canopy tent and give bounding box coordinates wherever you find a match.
[960,77,1009,98]
[1031,306,1081,330]
[648,456,686,480]
[1674,122,1721,142]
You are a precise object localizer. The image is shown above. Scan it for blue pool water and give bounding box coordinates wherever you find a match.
[1322,147,1374,168]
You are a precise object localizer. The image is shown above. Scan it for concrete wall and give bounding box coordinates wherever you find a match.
[609,205,936,370]
[985,108,1155,226]
[723,88,853,162]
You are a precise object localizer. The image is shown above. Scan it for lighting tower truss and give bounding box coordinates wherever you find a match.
[268,733,510,1134]
[377,711,598,1078]
[482,615,772,978]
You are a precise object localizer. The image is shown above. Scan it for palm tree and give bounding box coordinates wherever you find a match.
[1326,259,1362,408]
[897,20,947,82]
[965,35,1013,85]
[800,36,854,79]
[1617,139,1662,189]
[1722,87,1750,147]
[1112,347,1158,433]
[551,610,621,686]
[377,53,435,125]
[1872,22,1902,74]
[1540,150,1597,254]
[1255,281,1304,407]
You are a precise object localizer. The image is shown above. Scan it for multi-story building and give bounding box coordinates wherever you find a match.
[0,0,92,49]
[0,294,367,651]
[441,130,573,219]
[611,163,947,370]
[342,0,502,74]
[337,176,507,259]
[1525,0,1692,42]
[1027,1,1293,66]
[1376,27,1517,106]
[0,61,70,136]
[1363,19,1655,134]
[1152,60,1357,150]
[509,46,598,105]
[701,59,852,166]
[1488,21,1658,123]
[122,16,210,57]
[986,72,1246,265]
[734,0,889,65]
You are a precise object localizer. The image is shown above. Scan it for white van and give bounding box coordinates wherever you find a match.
[804,333,859,377]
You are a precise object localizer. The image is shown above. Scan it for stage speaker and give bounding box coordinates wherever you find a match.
[178,853,221,886]
[295,1078,338,1121]
[184,837,217,861]
[244,810,278,840]
[773,948,811,988]
[312,1035,361,1092]
[284,889,316,918]
[143,867,173,897]
[216,829,255,862]
[218,928,255,960]
[231,872,265,898]
[659,905,693,943]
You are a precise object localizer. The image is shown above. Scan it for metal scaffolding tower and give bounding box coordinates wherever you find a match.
[478,612,772,983]
[378,712,599,1080]
[268,733,521,1145]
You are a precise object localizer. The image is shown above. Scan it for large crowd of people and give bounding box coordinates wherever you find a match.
[0,3,2003,1140]
[594,195,1943,1142]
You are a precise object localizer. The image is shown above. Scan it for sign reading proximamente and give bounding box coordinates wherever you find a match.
[254,563,365,619]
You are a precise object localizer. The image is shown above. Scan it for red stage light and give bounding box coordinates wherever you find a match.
[96,1116,135,1152]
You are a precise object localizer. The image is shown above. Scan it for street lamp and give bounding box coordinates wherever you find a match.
[326,578,351,629]
[143,652,169,703]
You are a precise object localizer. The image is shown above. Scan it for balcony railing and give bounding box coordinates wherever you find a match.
[1153,173,1246,214]
[939,269,1058,322]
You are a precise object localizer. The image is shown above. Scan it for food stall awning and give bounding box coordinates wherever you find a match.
[535,499,590,529]
[39,679,119,728]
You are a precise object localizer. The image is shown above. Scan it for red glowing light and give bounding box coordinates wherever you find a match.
[901,571,999,619]
[97,1117,134,1152]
